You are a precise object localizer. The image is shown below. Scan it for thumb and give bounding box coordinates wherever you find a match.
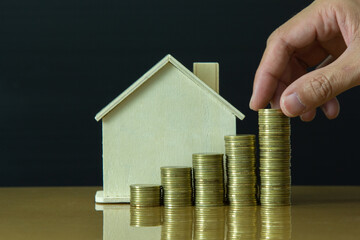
[280,47,360,117]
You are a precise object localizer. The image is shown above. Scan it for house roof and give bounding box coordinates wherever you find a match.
[95,54,245,121]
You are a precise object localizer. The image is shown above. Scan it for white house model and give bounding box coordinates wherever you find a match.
[95,54,245,203]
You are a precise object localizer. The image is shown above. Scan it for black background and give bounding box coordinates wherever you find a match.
[1,0,359,187]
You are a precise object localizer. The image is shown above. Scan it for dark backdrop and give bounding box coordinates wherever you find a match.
[1,0,359,186]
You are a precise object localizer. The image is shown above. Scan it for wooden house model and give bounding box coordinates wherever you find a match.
[95,54,245,203]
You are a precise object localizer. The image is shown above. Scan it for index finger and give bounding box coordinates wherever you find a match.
[249,2,333,110]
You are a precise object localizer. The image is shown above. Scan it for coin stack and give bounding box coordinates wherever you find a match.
[258,109,291,206]
[130,184,162,207]
[227,206,257,240]
[194,206,225,240]
[225,134,257,206]
[161,166,193,208]
[161,207,193,240]
[192,153,225,206]
[260,207,292,239]
[130,206,162,227]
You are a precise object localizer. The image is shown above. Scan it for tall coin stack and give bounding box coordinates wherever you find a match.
[225,134,257,206]
[161,166,193,208]
[130,184,162,207]
[192,153,225,206]
[258,109,291,206]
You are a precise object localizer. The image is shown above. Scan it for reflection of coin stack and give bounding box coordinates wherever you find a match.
[260,207,292,239]
[130,184,162,207]
[225,135,257,206]
[130,206,162,227]
[227,206,257,240]
[194,207,225,240]
[259,109,291,206]
[161,207,193,240]
[192,153,225,207]
[161,166,193,208]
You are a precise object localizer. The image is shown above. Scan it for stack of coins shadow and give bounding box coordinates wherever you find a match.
[130,184,162,207]
[161,207,193,240]
[194,206,225,240]
[130,206,162,227]
[260,206,292,239]
[258,109,291,206]
[225,135,257,206]
[227,206,258,240]
[161,166,193,207]
[192,153,225,206]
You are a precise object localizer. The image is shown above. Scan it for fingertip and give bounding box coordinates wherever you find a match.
[270,100,280,109]
[270,101,281,109]
[280,92,306,117]
[249,95,256,111]
[321,98,340,119]
[249,93,268,111]
[249,104,256,111]
[249,98,257,111]
[300,109,316,122]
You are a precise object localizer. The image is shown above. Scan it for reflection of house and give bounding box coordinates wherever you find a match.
[95,54,245,203]
[95,204,161,240]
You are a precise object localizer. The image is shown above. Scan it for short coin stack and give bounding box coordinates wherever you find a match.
[258,109,291,206]
[130,184,162,207]
[161,166,193,207]
[192,153,225,206]
[225,134,257,206]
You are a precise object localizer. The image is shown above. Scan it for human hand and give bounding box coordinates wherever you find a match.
[249,0,360,121]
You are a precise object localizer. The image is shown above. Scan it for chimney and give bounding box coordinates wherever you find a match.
[193,62,219,93]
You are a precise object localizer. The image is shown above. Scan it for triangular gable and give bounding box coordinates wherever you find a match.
[95,54,245,121]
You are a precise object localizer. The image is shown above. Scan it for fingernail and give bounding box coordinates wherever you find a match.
[321,104,329,118]
[282,93,305,116]
[249,95,254,110]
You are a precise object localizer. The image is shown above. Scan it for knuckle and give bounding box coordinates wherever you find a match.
[266,28,294,56]
[308,74,333,102]
[267,28,281,45]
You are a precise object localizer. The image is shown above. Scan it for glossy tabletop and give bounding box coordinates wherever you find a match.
[0,186,359,240]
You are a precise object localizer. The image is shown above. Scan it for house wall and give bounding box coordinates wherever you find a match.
[102,63,236,200]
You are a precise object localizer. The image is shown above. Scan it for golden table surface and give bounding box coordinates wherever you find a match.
[0,186,359,240]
